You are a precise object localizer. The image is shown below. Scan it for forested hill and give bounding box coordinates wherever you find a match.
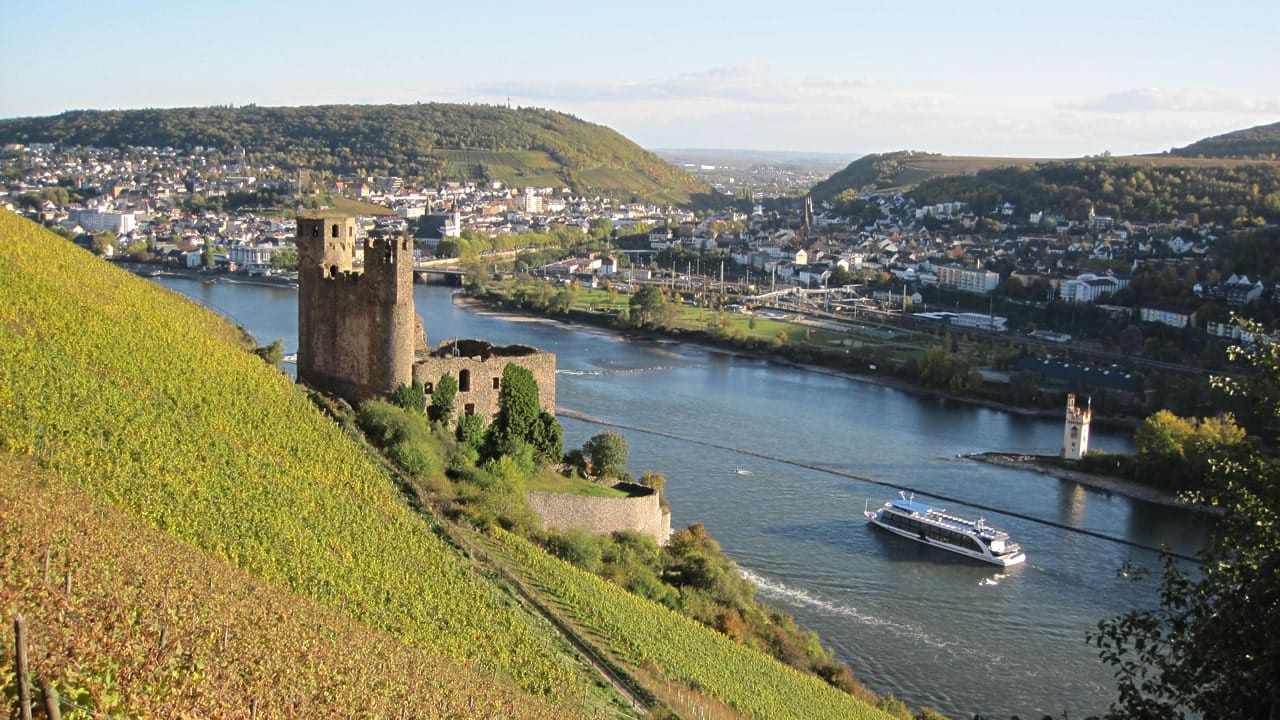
[807,151,1040,201]
[0,103,718,207]
[1170,120,1280,159]
[809,149,1280,225]
[905,159,1280,225]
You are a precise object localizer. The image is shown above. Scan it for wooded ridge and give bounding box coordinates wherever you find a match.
[0,103,718,207]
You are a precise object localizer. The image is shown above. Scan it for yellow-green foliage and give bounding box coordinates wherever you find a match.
[0,455,566,718]
[492,528,894,720]
[0,211,576,697]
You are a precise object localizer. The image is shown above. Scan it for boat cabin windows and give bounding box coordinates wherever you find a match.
[882,510,984,552]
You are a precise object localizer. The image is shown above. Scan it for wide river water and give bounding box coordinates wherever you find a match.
[156,277,1212,719]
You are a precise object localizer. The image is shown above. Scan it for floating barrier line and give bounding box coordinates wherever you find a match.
[556,407,1199,563]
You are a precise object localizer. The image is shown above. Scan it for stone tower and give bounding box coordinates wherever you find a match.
[295,212,417,403]
[1061,393,1092,460]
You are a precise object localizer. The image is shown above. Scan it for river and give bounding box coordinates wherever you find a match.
[155,276,1212,719]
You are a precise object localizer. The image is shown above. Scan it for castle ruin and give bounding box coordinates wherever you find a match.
[413,339,555,420]
[296,213,665,542]
[294,213,554,415]
[296,213,425,403]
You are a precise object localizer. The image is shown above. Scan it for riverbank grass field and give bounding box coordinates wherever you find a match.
[543,285,930,361]
[527,471,632,497]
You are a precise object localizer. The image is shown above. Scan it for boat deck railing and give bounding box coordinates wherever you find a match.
[886,504,1012,539]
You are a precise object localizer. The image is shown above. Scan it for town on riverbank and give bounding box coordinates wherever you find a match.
[11,131,1266,514]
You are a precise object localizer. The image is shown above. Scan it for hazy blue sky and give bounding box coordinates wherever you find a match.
[3,0,1277,158]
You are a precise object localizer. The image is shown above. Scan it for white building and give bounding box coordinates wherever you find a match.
[229,243,282,274]
[914,311,1008,332]
[1140,306,1195,329]
[76,209,136,235]
[1206,320,1256,343]
[520,188,545,214]
[1058,273,1125,303]
[936,264,999,294]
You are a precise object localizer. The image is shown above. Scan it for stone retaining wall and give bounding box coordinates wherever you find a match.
[528,483,671,545]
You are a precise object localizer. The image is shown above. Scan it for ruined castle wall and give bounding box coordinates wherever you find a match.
[527,484,671,545]
[363,235,416,397]
[413,350,556,420]
[296,214,415,404]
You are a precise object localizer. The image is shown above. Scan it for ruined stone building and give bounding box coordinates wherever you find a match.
[294,213,554,414]
[296,213,668,542]
[414,339,555,419]
[295,212,425,402]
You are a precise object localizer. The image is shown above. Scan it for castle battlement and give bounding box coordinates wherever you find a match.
[295,213,417,404]
[294,213,554,417]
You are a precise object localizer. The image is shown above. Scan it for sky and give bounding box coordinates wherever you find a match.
[3,0,1278,159]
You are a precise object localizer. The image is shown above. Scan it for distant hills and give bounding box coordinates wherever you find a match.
[807,123,1280,225]
[0,103,717,207]
[653,147,855,173]
[807,151,1043,201]
[1170,121,1280,159]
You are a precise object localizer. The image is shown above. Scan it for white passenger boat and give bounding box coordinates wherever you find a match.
[865,492,1026,566]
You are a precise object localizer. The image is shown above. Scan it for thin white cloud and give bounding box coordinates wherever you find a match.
[1070,87,1280,114]
[466,65,872,108]
[435,69,1280,157]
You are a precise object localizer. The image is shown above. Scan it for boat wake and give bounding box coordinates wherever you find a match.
[739,568,960,651]
[979,572,1008,587]
[741,567,1019,674]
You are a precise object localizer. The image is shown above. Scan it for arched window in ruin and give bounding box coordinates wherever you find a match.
[331,223,339,238]
[492,377,500,390]
[459,369,471,392]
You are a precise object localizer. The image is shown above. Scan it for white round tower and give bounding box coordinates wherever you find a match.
[1062,393,1092,460]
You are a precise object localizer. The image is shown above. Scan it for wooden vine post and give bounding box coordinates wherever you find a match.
[14,615,33,720]
[40,679,61,720]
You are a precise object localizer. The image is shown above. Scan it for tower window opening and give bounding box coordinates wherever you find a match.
[331,223,339,238]
[464,403,475,416]
[459,369,471,392]
[492,377,500,390]
[311,225,320,238]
